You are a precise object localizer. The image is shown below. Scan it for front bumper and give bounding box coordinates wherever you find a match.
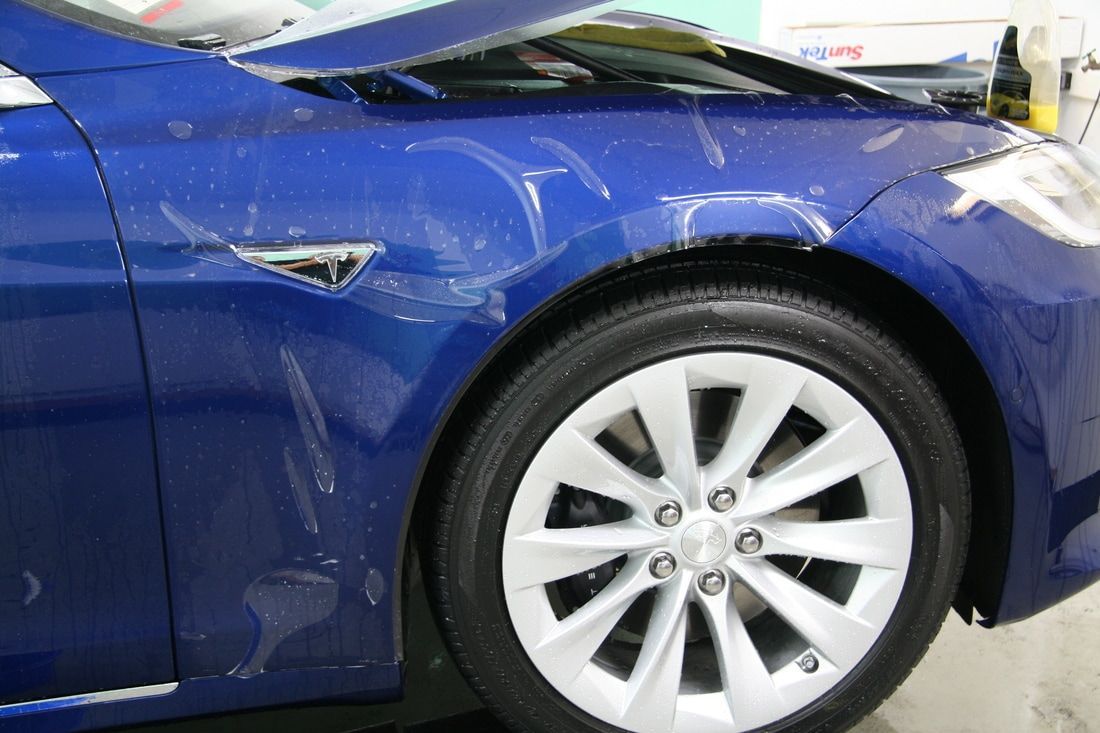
[827,170,1100,624]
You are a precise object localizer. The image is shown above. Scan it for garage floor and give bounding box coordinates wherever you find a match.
[856,584,1100,733]
[136,582,1100,733]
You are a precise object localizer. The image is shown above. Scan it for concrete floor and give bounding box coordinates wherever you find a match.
[855,585,1100,733]
[142,582,1100,733]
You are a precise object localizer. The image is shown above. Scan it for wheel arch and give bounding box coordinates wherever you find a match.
[398,239,1012,657]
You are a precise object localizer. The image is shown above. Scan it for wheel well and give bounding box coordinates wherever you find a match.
[408,241,1012,635]
[720,245,1014,622]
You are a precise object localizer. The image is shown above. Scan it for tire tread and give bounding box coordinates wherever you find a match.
[426,258,971,733]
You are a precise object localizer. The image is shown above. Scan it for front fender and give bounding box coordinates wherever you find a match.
[826,171,1100,624]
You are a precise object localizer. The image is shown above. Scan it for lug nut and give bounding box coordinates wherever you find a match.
[654,501,683,527]
[708,486,736,512]
[734,528,763,555]
[649,552,677,579]
[799,653,819,674]
[698,569,726,595]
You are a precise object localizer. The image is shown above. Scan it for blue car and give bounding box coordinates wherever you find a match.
[2,1,1099,731]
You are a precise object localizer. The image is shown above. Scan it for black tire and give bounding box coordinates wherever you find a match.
[427,259,970,733]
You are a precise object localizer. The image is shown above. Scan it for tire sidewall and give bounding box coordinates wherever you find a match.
[443,292,967,733]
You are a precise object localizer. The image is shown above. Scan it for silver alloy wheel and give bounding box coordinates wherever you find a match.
[502,352,913,733]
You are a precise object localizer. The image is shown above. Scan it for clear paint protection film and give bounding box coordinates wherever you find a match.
[31,35,1036,680]
[227,0,631,76]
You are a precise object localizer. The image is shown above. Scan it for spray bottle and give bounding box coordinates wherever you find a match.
[987,0,1060,133]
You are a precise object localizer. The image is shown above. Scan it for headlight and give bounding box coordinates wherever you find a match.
[943,143,1100,247]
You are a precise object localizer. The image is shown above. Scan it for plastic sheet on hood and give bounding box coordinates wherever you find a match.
[228,0,629,77]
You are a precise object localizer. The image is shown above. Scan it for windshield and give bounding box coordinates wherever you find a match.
[23,0,419,48]
[394,37,783,101]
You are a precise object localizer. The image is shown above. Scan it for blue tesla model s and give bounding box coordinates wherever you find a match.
[1,1,1099,731]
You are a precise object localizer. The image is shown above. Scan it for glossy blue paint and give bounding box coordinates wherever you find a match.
[1,0,1099,729]
[30,51,1041,682]
[2,665,399,732]
[828,172,1100,622]
[0,1,205,77]
[0,104,174,702]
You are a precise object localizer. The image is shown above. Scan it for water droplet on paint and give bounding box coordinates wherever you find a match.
[168,121,193,140]
[365,568,385,605]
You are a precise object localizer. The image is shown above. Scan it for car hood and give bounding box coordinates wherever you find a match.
[226,0,630,77]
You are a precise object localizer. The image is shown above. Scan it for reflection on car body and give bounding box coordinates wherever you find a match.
[1,1,1100,732]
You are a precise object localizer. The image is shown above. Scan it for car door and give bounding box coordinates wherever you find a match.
[16,0,629,683]
[0,67,174,706]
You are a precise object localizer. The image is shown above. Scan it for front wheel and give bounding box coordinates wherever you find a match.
[429,262,970,733]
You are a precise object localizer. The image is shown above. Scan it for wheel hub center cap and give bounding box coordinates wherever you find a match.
[680,521,727,563]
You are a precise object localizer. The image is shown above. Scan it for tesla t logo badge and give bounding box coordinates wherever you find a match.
[234,242,382,292]
[314,251,350,284]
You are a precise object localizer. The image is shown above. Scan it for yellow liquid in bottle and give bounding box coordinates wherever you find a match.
[1018,103,1059,133]
[986,99,1059,133]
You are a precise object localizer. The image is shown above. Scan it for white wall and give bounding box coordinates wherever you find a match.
[1063,5,1100,147]
[759,0,1089,47]
[757,0,1100,149]
[759,0,1018,49]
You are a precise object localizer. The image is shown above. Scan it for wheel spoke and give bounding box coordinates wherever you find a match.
[696,586,786,729]
[504,351,917,733]
[531,557,659,682]
[702,364,807,496]
[729,558,877,669]
[754,516,909,570]
[503,521,667,591]
[628,361,698,506]
[527,427,675,517]
[620,574,691,730]
[735,419,892,520]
